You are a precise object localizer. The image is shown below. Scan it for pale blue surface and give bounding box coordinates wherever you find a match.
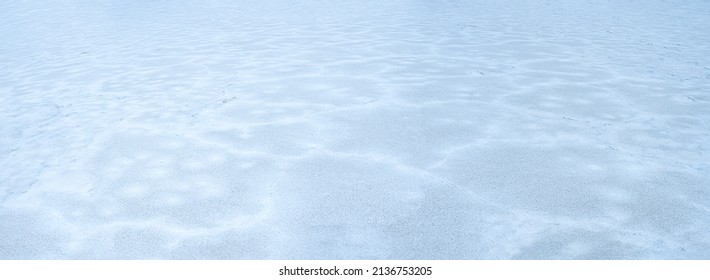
[1,0,709,259]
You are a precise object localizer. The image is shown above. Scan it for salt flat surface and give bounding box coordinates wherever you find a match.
[1,0,709,259]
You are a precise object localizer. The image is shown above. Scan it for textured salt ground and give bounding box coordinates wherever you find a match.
[1,0,709,259]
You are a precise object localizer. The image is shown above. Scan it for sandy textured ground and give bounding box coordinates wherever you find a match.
[1,0,709,259]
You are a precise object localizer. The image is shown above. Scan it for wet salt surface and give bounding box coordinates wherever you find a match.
[1,0,709,259]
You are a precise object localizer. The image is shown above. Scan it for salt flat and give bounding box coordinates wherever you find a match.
[1,0,709,259]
